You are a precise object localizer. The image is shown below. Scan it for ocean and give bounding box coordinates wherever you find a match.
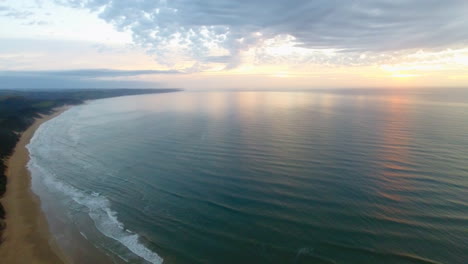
[27,89,468,264]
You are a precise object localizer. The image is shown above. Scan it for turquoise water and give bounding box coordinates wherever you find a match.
[28,90,468,263]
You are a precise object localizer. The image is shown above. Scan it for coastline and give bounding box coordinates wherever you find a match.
[0,105,121,264]
[0,90,181,264]
[0,104,121,264]
[0,102,161,264]
[0,105,128,264]
[0,106,70,263]
[0,106,71,263]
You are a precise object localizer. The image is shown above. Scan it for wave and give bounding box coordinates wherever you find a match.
[27,132,163,264]
[321,242,442,264]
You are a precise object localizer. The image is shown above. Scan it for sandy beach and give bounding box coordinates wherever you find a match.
[0,107,71,264]
[0,105,148,264]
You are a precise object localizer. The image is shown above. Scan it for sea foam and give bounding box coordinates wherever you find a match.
[27,114,164,264]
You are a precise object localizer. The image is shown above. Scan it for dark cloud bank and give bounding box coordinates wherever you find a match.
[0,69,181,89]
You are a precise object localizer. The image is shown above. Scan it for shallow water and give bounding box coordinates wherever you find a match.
[28,89,468,263]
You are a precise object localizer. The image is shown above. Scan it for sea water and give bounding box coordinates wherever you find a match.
[27,89,468,263]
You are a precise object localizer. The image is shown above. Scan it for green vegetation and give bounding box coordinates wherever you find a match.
[0,88,180,226]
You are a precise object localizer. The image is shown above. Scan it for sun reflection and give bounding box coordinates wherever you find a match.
[372,94,417,220]
[204,92,229,119]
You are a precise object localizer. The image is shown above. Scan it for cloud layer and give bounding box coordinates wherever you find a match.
[0,4,34,19]
[0,75,161,89]
[56,0,468,68]
[2,69,181,78]
[0,69,180,89]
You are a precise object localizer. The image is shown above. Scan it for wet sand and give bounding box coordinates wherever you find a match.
[0,107,71,264]
[0,105,120,264]
[0,105,133,264]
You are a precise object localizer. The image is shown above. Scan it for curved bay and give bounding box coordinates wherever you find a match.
[29,90,468,264]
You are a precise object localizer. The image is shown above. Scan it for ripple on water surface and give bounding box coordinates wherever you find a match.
[28,90,468,264]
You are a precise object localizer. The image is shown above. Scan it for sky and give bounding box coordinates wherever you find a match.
[1,0,468,89]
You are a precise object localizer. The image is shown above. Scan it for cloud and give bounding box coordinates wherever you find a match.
[0,69,182,89]
[23,20,49,26]
[0,75,165,89]
[55,0,468,69]
[1,69,182,78]
[0,5,33,19]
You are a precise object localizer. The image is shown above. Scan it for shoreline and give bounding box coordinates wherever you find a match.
[0,106,116,264]
[0,91,181,264]
[0,106,71,263]
[0,102,168,264]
